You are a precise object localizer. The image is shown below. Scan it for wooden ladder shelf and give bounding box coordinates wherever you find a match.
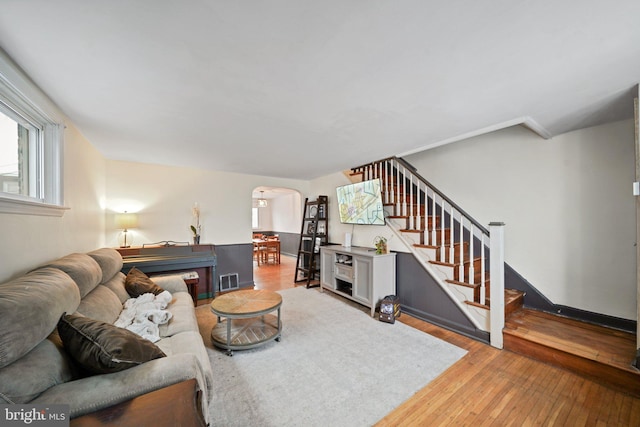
[294,196,328,288]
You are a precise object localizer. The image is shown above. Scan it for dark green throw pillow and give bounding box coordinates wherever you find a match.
[57,313,166,374]
[125,267,165,297]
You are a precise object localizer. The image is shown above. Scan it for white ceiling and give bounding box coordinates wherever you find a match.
[0,1,639,180]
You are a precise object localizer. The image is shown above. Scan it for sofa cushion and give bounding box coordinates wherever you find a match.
[0,333,82,403]
[155,330,213,397]
[38,253,103,298]
[125,267,165,297]
[87,248,123,284]
[159,292,198,338]
[58,314,166,374]
[0,268,81,368]
[76,285,123,324]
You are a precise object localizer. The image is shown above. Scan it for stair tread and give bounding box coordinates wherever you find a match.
[465,300,489,310]
[430,257,482,268]
[414,243,439,249]
[445,279,480,288]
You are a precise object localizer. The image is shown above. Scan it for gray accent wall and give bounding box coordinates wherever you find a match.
[214,243,254,292]
[395,252,490,343]
[258,231,300,257]
[274,232,299,257]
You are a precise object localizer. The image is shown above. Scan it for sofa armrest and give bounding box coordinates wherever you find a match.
[30,352,209,422]
[150,274,188,294]
[70,378,206,427]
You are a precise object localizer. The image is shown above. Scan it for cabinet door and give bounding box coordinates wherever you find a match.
[353,255,372,303]
[320,249,335,290]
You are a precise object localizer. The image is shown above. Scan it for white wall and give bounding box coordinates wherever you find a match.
[105,160,310,246]
[270,192,302,233]
[404,120,636,320]
[253,192,302,233]
[0,123,106,282]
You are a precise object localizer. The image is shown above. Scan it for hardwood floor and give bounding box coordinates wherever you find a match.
[252,253,299,292]
[200,255,640,426]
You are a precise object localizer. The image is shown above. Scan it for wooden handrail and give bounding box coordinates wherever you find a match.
[351,156,490,236]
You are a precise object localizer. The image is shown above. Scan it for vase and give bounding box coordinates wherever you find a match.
[193,235,200,245]
[376,243,387,254]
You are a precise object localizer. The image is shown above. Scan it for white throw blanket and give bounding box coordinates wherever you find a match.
[115,291,173,342]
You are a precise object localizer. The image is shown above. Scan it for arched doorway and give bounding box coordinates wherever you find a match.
[251,186,302,257]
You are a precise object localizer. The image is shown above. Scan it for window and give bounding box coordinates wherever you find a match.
[0,50,66,216]
[0,104,39,197]
[252,207,259,229]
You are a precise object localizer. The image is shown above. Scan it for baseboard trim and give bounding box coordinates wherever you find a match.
[402,305,490,344]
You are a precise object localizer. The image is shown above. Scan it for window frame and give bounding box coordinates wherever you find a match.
[0,49,66,216]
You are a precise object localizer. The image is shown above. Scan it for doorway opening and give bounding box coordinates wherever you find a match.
[251,186,302,262]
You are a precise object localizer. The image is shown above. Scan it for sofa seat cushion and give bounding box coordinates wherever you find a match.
[58,314,166,374]
[0,268,81,368]
[159,292,199,338]
[0,334,82,403]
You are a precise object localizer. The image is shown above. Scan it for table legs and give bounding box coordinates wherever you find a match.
[212,310,282,357]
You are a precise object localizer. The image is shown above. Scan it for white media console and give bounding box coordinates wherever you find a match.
[319,245,397,317]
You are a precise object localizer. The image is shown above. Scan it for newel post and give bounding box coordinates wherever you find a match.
[489,222,505,349]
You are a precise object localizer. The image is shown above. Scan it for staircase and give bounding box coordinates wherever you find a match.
[350,157,523,346]
[350,157,640,394]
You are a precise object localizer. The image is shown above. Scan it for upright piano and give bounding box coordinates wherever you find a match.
[116,243,216,302]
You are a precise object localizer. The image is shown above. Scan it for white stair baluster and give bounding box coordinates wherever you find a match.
[449,205,454,265]
[480,232,486,305]
[469,224,475,285]
[409,175,414,229]
[416,181,422,231]
[383,161,389,204]
[431,190,436,246]
[395,162,400,215]
[459,216,464,283]
[440,198,446,261]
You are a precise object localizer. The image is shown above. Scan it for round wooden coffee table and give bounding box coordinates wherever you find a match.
[210,289,282,356]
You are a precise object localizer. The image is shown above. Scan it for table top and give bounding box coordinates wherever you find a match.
[210,289,282,317]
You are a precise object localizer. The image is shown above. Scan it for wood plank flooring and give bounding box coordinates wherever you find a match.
[199,255,640,426]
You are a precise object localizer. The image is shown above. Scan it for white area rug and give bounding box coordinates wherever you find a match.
[197,287,467,427]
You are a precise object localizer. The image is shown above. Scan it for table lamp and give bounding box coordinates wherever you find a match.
[115,211,138,248]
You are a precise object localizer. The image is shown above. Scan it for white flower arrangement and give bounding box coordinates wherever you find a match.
[190,202,201,242]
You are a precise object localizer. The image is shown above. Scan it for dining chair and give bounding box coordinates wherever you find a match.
[253,241,268,266]
[264,240,280,264]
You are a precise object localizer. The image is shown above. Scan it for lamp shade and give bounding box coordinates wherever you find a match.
[115,212,138,230]
[257,191,268,208]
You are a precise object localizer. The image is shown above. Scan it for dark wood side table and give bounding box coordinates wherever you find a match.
[183,278,199,305]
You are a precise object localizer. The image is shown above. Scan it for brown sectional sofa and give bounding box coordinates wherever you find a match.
[0,248,213,424]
